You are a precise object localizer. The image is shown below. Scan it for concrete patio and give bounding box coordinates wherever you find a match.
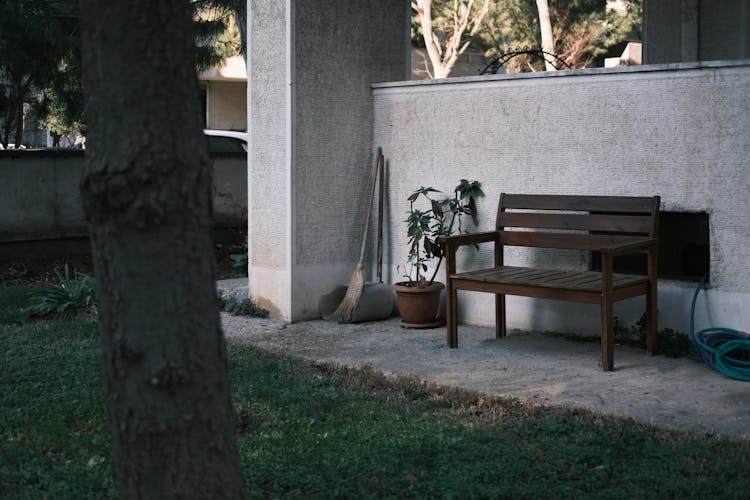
[219,279,750,441]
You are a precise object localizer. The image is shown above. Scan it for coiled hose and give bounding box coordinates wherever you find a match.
[689,274,750,381]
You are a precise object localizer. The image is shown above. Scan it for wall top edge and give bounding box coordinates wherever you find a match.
[0,149,85,159]
[0,150,245,160]
[372,59,750,91]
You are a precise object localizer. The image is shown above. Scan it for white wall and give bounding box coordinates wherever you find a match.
[247,0,409,320]
[373,61,750,335]
[0,151,247,242]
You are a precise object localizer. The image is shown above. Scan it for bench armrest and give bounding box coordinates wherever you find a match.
[600,238,658,256]
[442,231,501,276]
[441,231,500,249]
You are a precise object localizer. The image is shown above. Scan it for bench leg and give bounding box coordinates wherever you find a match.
[646,282,658,355]
[495,293,506,338]
[646,248,658,355]
[600,297,614,371]
[600,255,615,371]
[446,283,458,348]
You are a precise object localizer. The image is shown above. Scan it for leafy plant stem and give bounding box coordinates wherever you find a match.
[427,206,459,285]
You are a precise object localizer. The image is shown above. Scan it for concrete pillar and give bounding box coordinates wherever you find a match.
[247,0,410,320]
[644,0,750,63]
[680,0,699,62]
[643,0,681,64]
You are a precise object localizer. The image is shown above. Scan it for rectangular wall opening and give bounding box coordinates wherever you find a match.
[591,211,710,281]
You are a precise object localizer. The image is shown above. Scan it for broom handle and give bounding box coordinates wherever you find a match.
[357,147,382,264]
[376,149,384,283]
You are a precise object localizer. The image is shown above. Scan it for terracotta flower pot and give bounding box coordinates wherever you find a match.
[392,281,445,328]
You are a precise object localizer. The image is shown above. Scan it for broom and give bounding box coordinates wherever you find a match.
[326,147,383,322]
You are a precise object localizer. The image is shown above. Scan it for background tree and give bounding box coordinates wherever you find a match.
[78,0,247,497]
[412,0,491,79]
[192,0,244,69]
[29,21,85,147]
[1,0,242,148]
[552,1,641,69]
[193,0,247,62]
[0,0,75,148]
[478,0,642,73]
[31,58,85,147]
[535,0,556,70]
[412,0,641,78]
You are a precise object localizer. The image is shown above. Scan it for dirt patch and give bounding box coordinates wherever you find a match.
[1,241,242,287]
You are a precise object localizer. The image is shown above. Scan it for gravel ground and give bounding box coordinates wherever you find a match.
[219,279,750,440]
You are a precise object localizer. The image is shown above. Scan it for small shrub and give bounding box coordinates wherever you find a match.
[218,291,269,318]
[25,265,96,318]
[614,313,690,357]
[613,316,640,344]
[658,327,691,358]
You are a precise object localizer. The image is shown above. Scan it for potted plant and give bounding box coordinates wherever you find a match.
[394,179,484,328]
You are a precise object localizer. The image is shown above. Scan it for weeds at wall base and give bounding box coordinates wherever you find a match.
[218,291,269,318]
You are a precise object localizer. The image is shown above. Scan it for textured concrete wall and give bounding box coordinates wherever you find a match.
[373,61,750,334]
[207,80,247,130]
[0,152,247,242]
[0,152,87,240]
[248,0,409,320]
[292,0,409,317]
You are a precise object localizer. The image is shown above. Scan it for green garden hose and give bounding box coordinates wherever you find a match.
[689,275,750,381]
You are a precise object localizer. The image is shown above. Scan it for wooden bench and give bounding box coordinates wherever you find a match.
[444,194,660,371]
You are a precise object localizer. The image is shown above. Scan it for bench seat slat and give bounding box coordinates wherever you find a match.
[549,273,602,289]
[498,212,652,234]
[513,269,573,287]
[450,266,648,293]
[500,231,648,251]
[501,194,655,213]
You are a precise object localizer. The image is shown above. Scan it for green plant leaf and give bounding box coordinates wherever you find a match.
[408,186,441,202]
[401,179,483,283]
[25,265,96,318]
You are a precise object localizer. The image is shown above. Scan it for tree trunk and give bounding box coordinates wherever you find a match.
[14,91,23,148]
[413,0,489,79]
[535,0,557,71]
[3,76,19,148]
[79,1,247,498]
[1,120,10,149]
[414,0,446,79]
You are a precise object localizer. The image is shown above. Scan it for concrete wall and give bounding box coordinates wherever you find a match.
[373,61,750,335]
[248,0,409,320]
[0,150,247,242]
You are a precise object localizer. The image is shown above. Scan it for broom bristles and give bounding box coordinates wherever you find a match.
[325,264,365,322]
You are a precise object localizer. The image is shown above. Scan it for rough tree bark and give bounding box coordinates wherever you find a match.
[535,0,557,71]
[79,1,247,498]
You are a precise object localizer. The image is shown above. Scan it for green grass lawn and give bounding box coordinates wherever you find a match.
[2,284,749,498]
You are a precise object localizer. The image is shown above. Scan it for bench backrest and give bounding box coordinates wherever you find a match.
[496,194,660,251]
